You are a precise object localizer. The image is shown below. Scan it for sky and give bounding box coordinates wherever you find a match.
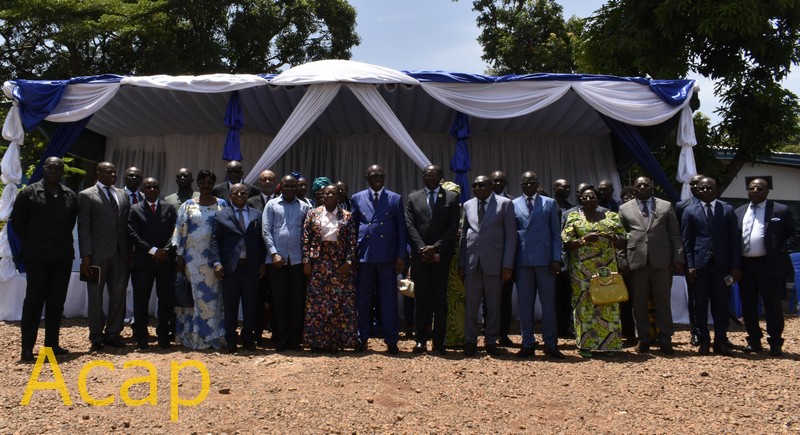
[347,0,800,125]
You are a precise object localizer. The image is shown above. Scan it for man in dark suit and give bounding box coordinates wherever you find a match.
[675,173,705,346]
[489,170,515,346]
[246,169,277,345]
[212,160,260,204]
[618,177,684,355]
[681,177,741,356]
[127,177,177,349]
[123,167,144,206]
[458,175,517,357]
[735,178,799,356]
[598,179,619,213]
[405,164,460,355]
[336,180,353,211]
[214,183,267,353]
[552,178,575,338]
[512,171,563,358]
[163,168,197,210]
[78,161,131,351]
[351,164,408,355]
[12,157,78,362]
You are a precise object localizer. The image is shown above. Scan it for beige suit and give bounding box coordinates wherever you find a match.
[618,197,683,343]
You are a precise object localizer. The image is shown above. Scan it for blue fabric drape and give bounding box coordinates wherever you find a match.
[222,91,244,161]
[449,112,471,204]
[28,116,94,183]
[7,223,25,273]
[599,113,680,202]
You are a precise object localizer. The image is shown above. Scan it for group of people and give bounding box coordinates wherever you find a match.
[11,157,797,362]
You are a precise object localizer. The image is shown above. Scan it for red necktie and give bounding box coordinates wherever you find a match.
[151,203,157,214]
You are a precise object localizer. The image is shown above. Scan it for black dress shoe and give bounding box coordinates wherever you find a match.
[386,344,400,355]
[90,342,104,352]
[464,342,477,357]
[104,337,126,348]
[498,336,514,347]
[51,346,70,355]
[698,343,710,355]
[354,341,366,353]
[543,344,565,359]
[713,342,733,356]
[743,344,763,353]
[226,344,238,354]
[432,344,447,356]
[137,339,149,350]
[769,347,783,357]
[158,340,171,349]
[690,333,700,346]
[635,342,651,353]
[485,343,500,356]
[243,342,256,351]
[516,347,535,358]
[20,350,35,362]
[412,342,426,354]
[659,342,675,355]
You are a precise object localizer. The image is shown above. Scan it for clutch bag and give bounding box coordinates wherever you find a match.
[397,278,415,298]
[589,268,628,305]
[174,270,194,308]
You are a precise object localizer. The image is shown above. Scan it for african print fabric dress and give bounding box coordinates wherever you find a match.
[562,211,626,352]
[172,198,228,350]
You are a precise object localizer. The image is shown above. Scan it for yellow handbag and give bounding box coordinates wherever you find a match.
[589,267,628,305]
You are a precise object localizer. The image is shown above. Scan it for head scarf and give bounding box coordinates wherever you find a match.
[311,177,332,195]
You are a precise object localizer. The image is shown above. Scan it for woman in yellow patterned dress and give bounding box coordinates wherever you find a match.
[562,184,626,357]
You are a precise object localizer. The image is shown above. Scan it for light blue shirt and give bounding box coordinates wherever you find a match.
[262,195,310,265]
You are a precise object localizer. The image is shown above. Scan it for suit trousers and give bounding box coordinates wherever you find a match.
[222,261,261,346]
[555,270,573,335]
[411,255,450,346]
[268,263,306,348]
[693,263,730,345]
[740,257,785,348]
[464,265,503,345]
[516,265,557,348]
[87,253,129,344]
[20,259,72,352]
[629,266,674,343]
[356,262,399,345]
[131,262,176,341]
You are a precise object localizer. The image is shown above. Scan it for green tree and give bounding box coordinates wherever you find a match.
[0,0,360,79]
[579,0,800,191]
[469,0,579,74]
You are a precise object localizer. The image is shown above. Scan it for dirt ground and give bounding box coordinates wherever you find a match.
[1,316,799,434]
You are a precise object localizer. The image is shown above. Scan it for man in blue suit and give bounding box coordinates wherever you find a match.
[675,173,705,346]
[351,164,408,354]
[681,177,741,356]
[512,171,563,358]
[735,178,799,356]
[213,183,267,353]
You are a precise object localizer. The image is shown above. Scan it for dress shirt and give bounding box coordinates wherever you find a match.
[147,200,160,256]
[703,199,717,216]
[425,186,440,213]
[125,187,142,204]
[742,201,767,257]
[96,180,119,205]
[371,188,385,203]
[235,207,250,259]
[263,195,310,265]
[525,193,538,213]
[320,208,339,242]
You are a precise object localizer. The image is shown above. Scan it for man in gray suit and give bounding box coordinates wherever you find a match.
[458,175,517,357]
[618,177,684,355]
[78,161,131,352]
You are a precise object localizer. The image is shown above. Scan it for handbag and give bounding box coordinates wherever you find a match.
[397,267,415,298]
[589,267,628,305]
[174,270,194,308]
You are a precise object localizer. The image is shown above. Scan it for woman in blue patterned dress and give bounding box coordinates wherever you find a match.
[302,184,358,353]
[172,169,228,350]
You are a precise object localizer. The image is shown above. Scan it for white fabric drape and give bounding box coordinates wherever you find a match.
[676,105,698,200]
[120,74,269,92]
[420,81,573,119]
[269,59,419,86]
[45,83,120,122]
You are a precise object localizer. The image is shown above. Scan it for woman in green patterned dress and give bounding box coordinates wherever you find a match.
[562,184,626,357]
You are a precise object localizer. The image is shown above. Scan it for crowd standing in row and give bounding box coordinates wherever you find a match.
[11,157,799,362]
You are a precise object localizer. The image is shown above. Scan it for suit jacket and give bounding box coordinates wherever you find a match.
[11,181,78,262]
[351,188,408,263]
[405,187,460,259]
[128,200,178,269]
[459,193,517,275]
[675,196,699,222]
[212,181,260,204]
[213,205,266,275]
[618,197,684,270]
[78,184,130,260]
[681,199,741,271]
[735,200,799,277]
[512,194,561,267]
[247,193,279,212]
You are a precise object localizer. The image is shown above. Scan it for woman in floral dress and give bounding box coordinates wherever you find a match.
[172,169,228,350]
[562,184,626,357]
[302,184,358,353]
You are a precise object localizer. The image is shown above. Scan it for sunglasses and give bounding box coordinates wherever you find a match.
[143,185,159,190]
[748,186,766,192]
[472,182,489,188]
[521,181,538,186]
[177,173,192,179]
[697,186,714,192]
[367,173,386,179]
[230,191,248,197]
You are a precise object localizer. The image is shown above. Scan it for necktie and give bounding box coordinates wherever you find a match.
[705,203,714,232]
[150,203,157,214]
[478,200,486,224]
[105,186,118,215]
[641,201,650,226]
[131,193,139,204]
[742,204,757,253]
[428,190,436,213]
[237,208,246,230]
[373,191,379,207]
[526,196,533,214]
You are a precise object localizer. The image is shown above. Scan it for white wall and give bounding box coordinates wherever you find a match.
[721,163,800,202]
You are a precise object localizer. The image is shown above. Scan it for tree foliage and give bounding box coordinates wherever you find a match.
[0,0,360,79]
[469,0,580,74]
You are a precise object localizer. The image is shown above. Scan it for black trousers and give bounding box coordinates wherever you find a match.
[20,259,72,352]
[131,261,176,341]
[739,256,785,348]
[222,260,261,346]
[693,263,730,345]
[269,263,306,348]
[411,255,450,346]
[555,269,573,336]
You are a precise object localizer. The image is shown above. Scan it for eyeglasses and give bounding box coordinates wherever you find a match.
[472,182,489,188]
[697,186,714,192]
[143,185,159,190]
[492,179,506,184]
[581,195,598,200]
[230,191,248,197]
[367,173,385,179]
[748,186,766,192]
[521,181,538,186]
[177,173,191,179]
[126,174,142,178]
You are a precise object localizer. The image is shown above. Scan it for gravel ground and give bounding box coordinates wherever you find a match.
[1,316,799,434]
